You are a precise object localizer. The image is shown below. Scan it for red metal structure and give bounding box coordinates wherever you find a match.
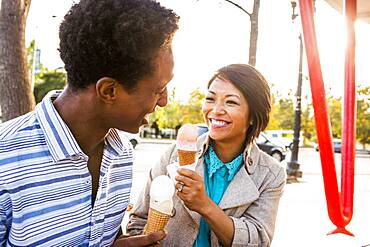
[298,0,358,236]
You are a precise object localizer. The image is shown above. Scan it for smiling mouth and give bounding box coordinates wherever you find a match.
[209,118,230,128]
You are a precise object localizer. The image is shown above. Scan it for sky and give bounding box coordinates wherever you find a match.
[25,0,370,102]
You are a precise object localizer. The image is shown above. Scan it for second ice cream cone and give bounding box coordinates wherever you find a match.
[144,175,175,235]
[144,208,172,234]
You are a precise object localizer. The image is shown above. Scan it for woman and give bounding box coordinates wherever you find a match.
[127,64,286,247]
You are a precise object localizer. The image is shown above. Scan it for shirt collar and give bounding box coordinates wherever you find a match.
[35,90,125,162]
[105,128,126,156]
[205,145,243,181]
[197,133,257,174]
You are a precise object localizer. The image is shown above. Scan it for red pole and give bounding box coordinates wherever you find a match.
[341,0,356,222]
[298,0,355,236]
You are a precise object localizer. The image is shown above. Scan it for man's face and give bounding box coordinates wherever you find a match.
[112,48,174,133]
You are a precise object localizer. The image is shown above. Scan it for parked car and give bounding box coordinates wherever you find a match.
[195,125,287,162]
[256,132,287,162]
[315,139,342,153]
[160,128,177,139]
[139,125,153,138]
[264,130,303,150]
[117,130,141,149]
[333,140,342,153]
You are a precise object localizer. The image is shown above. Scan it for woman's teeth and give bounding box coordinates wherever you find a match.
[211,119,227,127]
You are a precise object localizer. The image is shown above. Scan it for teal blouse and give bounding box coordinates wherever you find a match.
[193,145,244,247]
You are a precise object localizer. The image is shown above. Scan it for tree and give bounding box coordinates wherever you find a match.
[356,86,370,148]
[150,88,205,129]
[266,90,280,130]
[327,96,342,138]
[268,94,295,131]
[153,101,183,129]
[268,91,318,146]
[223,0,260,66]
[33,69,67,103]
[27,39,36,81]
[277,98,294,129]
[301,95,315,144]
[0,0,35,122]
[150,88,183,129]
[181,88,205,124]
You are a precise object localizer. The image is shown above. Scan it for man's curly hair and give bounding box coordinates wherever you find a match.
[59,0,179,90]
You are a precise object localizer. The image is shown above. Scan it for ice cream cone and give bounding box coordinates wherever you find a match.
[176,124,198,166]
[177,149,197,166]
[144,175,175,234]
[144,208,172,234]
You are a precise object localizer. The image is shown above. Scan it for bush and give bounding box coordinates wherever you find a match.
[33,69,67,103]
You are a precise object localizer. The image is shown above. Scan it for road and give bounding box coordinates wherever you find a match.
[123,142,370,246]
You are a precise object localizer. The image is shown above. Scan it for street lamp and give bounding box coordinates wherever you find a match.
[286,1,303,182]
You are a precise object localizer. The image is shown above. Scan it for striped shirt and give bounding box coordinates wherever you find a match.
[0,91,133,246]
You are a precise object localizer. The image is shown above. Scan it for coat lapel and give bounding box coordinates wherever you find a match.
[218,164,260,209]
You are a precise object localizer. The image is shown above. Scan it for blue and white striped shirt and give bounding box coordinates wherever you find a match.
[0,91,133,246]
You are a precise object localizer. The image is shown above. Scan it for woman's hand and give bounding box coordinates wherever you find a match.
[175,168,213,215]
[176,168,235,247]
[112,230,166,247]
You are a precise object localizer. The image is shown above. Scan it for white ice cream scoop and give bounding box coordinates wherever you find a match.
[149,175,175,214]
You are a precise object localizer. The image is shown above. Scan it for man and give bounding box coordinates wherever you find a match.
[0,0,178,246]
[151,119,160,138]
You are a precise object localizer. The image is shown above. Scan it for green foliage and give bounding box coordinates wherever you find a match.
[33,69,67,103]
[150,87,181,128]
[181,88,205,124]
[327,96,342,138]
[151,100,182,128]
[266,93,279,129]
[268,97,294,130]
[268,93,317,145]
[27,40,36,77]
[150,88,205,129]
[356,86,370,147]
[301,96,315,144]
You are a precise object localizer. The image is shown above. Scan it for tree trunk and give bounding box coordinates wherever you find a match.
[0,0,35,122]
[248,0,260,67]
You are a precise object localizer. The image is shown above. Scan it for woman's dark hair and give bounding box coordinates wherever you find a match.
[59,0,179,91]
[207,64,271,144]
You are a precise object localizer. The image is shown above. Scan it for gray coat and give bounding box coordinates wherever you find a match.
[126,134,286,247]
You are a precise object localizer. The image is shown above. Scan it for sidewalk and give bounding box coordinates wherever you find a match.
[140,137,175,145]
[273,174,370,247]
[273,150,370,247]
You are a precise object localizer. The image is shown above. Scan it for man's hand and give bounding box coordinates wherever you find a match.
[112,230,166,247]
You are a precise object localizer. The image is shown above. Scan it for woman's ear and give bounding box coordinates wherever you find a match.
[96,77,125,104]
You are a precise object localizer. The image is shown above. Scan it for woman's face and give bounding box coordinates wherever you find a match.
[202,77,250,144]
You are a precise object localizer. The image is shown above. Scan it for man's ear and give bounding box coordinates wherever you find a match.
[96,77,126,104]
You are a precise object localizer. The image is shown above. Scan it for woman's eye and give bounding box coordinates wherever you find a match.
[226,100,238,105]
[205,97,214,102]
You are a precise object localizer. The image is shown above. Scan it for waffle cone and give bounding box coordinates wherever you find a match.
[144,208,171,234]
[177,149,196,166]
